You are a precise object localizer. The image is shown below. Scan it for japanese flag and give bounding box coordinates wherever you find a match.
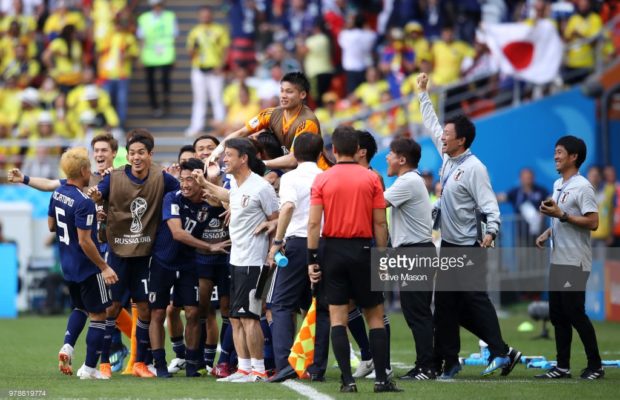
[481,20,564,84]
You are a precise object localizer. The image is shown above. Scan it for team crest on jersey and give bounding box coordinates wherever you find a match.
[197,208,209,223]
[454,169,465,181]
[249,117,260,129]
[241,195,250,208]
[209,218,221,228]
[560,191,570,204]
[148,292,156,303]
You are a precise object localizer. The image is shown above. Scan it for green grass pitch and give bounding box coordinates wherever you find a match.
[0,308,618,399]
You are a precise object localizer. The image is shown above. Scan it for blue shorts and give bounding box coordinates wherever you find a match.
[149,259,199,309]
[67,272,112,314]
[107,251,151,303]
[197,262,231,297]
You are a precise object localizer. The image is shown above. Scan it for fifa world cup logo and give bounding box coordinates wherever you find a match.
[130,197,148,233]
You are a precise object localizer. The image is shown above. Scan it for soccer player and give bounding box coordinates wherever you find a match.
[149,158,230,378]
[195,138,279,382]
[417,73,521,378]
[266,132,326,382]
[307,126,401,393]
[536,136,604,380]
[383,138,437,380]
[88,129,180,378]
[8,133,133,376]
[48,147,118,379]
[208,71,331,170]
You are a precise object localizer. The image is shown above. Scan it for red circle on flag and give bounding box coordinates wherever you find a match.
[502,41,534,71]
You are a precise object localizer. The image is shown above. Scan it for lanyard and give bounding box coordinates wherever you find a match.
[440,153,473,196]
[554,173,579,204]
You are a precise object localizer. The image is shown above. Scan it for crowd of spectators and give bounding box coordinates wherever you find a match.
[0,0,618,178]
[215,0,618,140]
[0,0,140,177]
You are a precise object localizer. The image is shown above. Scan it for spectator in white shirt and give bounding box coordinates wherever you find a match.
[338,14,377,94]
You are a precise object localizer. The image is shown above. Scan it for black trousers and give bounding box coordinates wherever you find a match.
[549,264,601,370]
[145,64,173,110]
[270,238,312,371]
[434,240,508,367]
[399,242,435,369]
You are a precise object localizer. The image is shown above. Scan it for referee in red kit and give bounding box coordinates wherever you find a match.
[307,126,401,393]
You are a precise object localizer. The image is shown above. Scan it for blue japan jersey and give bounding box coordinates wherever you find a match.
[195,204,230,265]
[152,191,211,270]
[48,183,100,282]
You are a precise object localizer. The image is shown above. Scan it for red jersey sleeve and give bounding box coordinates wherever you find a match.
[371,174,386,209]
[310,173,325,206]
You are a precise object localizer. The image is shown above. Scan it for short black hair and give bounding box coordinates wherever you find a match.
[180,157,204,172]
[445,114,476,149]
[390,138,421,168]
[225,138,266,176]
[357,130,378,163]
[353,14,365,29]
[256,130,284,160]
[126,128,154,152]
[177,145,195,162]
[293,132,323,162]
[193,134,220,151]
[332,125,359,157]
[556,135,587,168]
[281,71,310,94]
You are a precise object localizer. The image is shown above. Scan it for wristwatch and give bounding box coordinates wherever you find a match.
[560,212,569,223]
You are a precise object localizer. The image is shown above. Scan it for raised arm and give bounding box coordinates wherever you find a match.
[208,125,251,163]
[192,169,230,203]
[417,73,444,155]
[8,168,61,192]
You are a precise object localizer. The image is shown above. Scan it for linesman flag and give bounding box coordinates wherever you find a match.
[481,20,564,84]
[288,297,317,377]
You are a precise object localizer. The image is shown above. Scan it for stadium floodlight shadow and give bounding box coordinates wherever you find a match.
[528,301,552,340]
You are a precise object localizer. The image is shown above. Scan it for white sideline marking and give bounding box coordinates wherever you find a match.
[282,380,335,400]
[436,379,579,384]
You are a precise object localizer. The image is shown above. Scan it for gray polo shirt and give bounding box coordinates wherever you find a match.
[384,170,433,246]
[550,174,598,271]
[419,91,501,245]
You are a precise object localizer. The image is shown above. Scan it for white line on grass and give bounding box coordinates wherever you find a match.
[436,379,580,384]
[282,380,335,400]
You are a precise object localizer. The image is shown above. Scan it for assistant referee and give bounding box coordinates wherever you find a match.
[307,126,401,393]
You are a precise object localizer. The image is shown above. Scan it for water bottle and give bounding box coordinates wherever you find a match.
[274,251,288,267]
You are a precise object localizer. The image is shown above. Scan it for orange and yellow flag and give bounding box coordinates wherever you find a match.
[288,297,317,377]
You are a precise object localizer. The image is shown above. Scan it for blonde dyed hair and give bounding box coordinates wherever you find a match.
[60,147,91,179]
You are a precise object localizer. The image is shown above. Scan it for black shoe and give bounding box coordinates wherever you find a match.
[268,365,298,383]
[374,380,403,393]
[580,367,604,380]
[309,373,325,382]
[156,368,172,378]
[400,366,437,380]
[501,347,522,376]
[340,382,358,393]
[535,366,572,379]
